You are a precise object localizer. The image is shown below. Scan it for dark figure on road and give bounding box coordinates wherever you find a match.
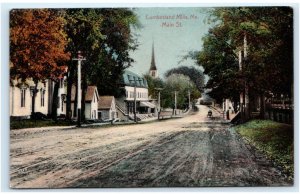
[207,110,212,118]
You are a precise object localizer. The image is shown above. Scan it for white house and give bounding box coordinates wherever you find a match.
[98,96,117,120]
[85,86,99,120]
[10,76,69,119]
[70,85,99,120]
[10,78,51,118]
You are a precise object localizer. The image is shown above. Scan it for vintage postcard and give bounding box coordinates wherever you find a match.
[8,6,294,188]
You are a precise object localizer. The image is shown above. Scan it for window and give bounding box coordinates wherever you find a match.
[21,88,26,107]
[40,89,45,107]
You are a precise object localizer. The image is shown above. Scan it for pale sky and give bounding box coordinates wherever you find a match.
[128,7,213,79]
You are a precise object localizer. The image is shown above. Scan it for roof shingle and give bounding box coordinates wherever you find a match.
[71,85,98,102]
[98,96,114,109]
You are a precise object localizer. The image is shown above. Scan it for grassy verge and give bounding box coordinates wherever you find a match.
[233,119,293,177]
[10,119,75,130]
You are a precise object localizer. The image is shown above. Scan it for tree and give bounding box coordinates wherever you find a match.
[197,7,293,119]
[88,8,140,97]
[144,74,165,99]
[64,8,140,121]
[161,74,200,109]
[164,66,205,92]
[64,8,104,120]
[10,9,70,117]
[198,24,241,104]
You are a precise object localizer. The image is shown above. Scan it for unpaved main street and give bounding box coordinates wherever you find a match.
[10,105,292,188]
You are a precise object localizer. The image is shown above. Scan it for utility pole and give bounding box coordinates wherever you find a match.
[239,34,249,122]
[155,87,162,119]
[129,77,142,123]
[188,90,191,109]
[72,51,86,127]
[187,82,191,109]
[134,78,137,123]
[239,50,244,121]
[244,34,250,120]
[174,91,177,115]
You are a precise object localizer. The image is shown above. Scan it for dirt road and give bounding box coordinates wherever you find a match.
[10,105,292,188]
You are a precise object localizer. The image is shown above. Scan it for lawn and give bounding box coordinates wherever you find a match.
[10,119,75,130]
[234,119,294,178]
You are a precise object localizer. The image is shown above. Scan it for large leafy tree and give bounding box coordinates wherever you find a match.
[161,74,200,109]
[64,8,140,120]
[198,7,293,117]
[143,74,165,99]
[64,8,104,120]
[164,66,205,93]
[198,23,240,104]
[88,8,140,96]
[10,9,70,117]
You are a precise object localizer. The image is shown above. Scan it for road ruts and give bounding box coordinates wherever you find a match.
[72,122,291,187]
[10,105,292,188]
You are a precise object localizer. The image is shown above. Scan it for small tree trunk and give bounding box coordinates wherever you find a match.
[81,75,87,121]
[260,93,266,119]
[52,81,59,122]
[73,79,78,117]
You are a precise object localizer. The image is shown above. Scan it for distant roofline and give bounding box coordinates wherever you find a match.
[122,70,148,88]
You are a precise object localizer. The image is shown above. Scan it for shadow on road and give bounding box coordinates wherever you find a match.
[72,122,291,188]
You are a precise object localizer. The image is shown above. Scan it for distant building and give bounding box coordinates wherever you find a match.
[149,42,158,78]
[98,96,117,121]
[116,70,155,121]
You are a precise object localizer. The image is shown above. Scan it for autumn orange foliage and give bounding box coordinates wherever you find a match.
[10,9,70,82]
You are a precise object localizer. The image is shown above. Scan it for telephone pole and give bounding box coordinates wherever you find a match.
[72,51,86,127]
[174,91,177,115]
[155,87,162,119]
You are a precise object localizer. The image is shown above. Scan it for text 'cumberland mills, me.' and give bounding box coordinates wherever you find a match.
[146,14,199,20]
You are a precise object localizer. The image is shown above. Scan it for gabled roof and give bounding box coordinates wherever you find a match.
[98,96,114,109]
[71,85,99,102]
[86,86,99,102]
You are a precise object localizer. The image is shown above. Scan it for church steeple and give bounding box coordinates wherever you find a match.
[149,41,158,78]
